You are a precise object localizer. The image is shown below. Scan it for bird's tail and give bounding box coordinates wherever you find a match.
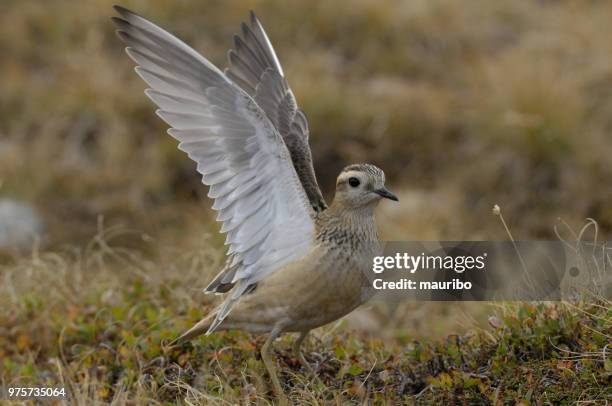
[169,311,216,347]
[169,280,251,346]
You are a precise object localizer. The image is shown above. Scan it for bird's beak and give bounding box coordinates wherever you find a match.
[374,187,399,201]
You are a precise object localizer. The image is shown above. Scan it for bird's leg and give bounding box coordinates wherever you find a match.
[261,326,287,404]
[293,330,313,373]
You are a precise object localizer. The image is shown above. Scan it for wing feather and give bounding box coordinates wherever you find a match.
[113,6,315,332]
[225,11,328,213]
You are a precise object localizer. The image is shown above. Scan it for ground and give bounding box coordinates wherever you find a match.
[1,238,609,404]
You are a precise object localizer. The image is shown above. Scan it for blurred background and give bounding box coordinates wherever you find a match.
[1,0,611,336]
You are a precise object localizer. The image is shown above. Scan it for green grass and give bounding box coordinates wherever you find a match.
[1,238,609,404]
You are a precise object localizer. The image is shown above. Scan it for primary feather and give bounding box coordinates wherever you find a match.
[225,11,327,213]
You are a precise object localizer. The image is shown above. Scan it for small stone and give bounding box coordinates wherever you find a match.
[0,199,44,251]
[488,316,503,329]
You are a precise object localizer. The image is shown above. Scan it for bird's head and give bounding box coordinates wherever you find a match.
[333,163,398,209]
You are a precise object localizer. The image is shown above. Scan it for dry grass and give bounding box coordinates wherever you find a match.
[1,231,609,404]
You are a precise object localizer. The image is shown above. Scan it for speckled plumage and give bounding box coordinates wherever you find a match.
[174,164,391,337]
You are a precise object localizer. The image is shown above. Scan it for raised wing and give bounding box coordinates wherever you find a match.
[225,12,328,213]
[112,6,315,331]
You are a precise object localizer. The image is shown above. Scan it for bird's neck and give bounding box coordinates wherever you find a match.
[315,202,379,244]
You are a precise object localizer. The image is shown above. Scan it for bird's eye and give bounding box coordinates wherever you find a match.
[348,177,360,187]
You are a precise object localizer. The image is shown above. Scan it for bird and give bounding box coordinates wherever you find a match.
[111,6,398,402]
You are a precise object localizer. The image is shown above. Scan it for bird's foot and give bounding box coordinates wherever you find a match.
[296,351,315,374]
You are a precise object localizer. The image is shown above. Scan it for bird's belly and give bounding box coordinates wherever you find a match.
[236,261,367,331]
[285,268,366,331]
